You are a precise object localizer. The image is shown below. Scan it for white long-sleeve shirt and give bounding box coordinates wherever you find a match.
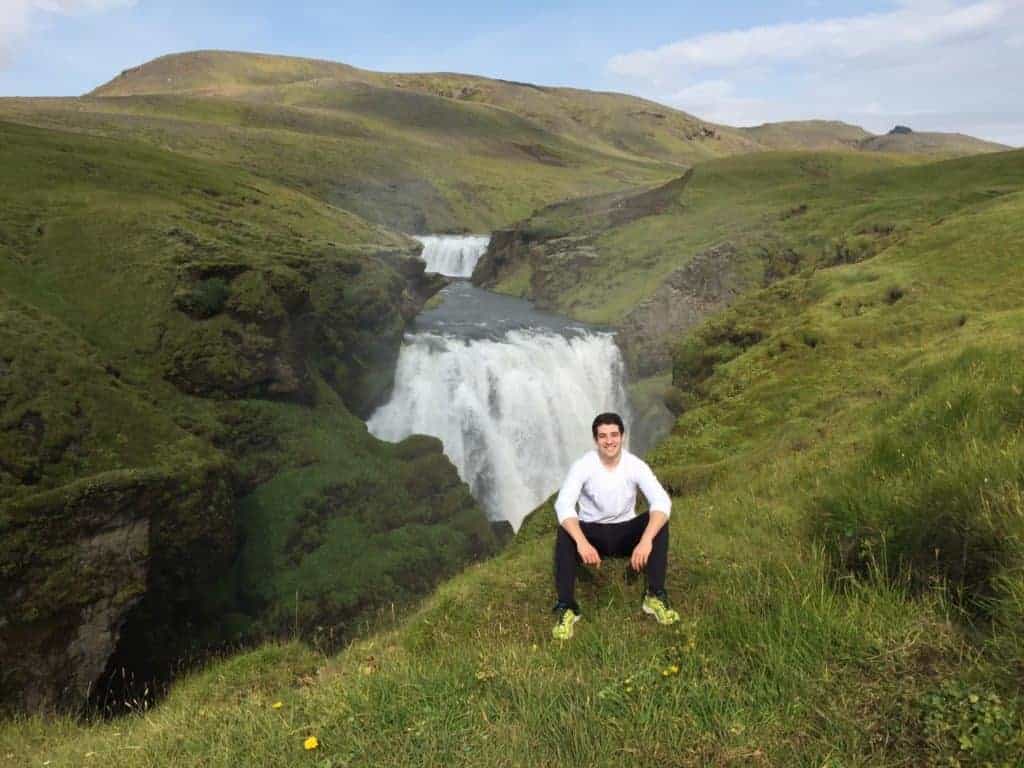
[554,449,672,525]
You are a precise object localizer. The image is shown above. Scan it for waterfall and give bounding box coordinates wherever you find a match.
[368,329,631,531]
[413,235,489,278]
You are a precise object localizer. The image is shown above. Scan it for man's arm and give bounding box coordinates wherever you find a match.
[561,516,601,566]
[630,459,672,571]
[554,459,601,566]
[630,510,667,571]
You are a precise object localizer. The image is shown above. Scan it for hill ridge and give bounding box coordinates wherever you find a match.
[90,50,1010,159]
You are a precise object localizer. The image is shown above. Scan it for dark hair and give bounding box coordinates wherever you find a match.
[591,412,625,439]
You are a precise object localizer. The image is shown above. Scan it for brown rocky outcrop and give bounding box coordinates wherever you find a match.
[617,243,744,376]
[0,462,234,713]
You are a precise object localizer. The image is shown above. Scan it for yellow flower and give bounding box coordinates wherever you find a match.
[272,701,283,709]
[303,736,319,750]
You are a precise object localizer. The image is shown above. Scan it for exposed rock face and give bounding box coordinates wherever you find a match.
[473,231,601,312]
[617,243,745,376]
[1,462,234,713]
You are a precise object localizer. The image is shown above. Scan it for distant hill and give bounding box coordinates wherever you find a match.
[859,129,1009,155]
[740,120,874,151]
[743,119,1009,156]
[0,51,1006,234]
[89,50,761,167]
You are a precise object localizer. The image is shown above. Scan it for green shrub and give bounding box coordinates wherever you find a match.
[175,276,231,318]
[672,316,764,396]
[916,680,1024,765]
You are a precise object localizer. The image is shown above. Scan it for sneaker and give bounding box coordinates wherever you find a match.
[552,604,581,640]
[642,591,680,625]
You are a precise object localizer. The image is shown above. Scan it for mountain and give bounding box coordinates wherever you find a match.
[88,50,762,166]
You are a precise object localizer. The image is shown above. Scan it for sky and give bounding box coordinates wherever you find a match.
[2,0,1022,146]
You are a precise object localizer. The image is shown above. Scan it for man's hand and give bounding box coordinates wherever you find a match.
[577,540,601,567]
[631,538,653,571]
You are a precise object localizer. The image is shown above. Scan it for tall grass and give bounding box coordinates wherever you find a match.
[814,348,1024,627]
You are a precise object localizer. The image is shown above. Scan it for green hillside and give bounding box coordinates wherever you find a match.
[5,143,1023,765]
[0,120,496,712]
[2,51,1005,243]
[89,50,761,165]
[1,49,737,234]
[476,150,1023,376]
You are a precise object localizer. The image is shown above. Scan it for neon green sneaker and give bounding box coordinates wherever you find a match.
[552,606,581,640]
[642,591,680,625]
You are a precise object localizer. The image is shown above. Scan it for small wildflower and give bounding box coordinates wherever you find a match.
[272,701,283,709]
[303,736,319,750]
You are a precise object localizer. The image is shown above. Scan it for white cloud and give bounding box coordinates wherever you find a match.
[0,0,135,66]
[606,1,1024,146]
[609,1,1012,76]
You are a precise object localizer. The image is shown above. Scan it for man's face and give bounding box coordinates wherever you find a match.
[594,423,623,463]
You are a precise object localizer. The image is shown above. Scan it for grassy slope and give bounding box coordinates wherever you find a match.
[488,150,1022,327]
[7,149,1024,766]
[0,48,725,234]
[859,131,1011,156]
[0,89,675,234]
[0,121,495,692]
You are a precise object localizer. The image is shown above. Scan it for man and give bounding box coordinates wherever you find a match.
[552,412,679,640]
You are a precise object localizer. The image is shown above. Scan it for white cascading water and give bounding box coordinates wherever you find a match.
[413,235,489,277]
[368,328,631,532]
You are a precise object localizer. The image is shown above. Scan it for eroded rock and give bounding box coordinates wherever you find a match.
[617,243,744,376]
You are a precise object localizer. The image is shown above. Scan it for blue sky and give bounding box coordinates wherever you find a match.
[3,0,1022,145]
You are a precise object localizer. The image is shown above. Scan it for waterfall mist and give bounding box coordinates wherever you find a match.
[368,329,631,531]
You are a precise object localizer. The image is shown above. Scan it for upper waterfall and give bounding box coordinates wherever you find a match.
[367,282,632,532]
[413,235,489,278]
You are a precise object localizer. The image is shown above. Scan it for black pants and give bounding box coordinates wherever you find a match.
[554,513,668,610]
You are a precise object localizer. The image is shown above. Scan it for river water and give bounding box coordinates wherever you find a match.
[368,236,632,531]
